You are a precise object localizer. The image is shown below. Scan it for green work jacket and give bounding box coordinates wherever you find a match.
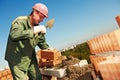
[5,16,49,61]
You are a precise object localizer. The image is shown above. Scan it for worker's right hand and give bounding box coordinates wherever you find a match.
[33,25,46,34]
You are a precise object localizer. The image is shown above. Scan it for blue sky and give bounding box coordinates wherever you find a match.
[0,0,120,69]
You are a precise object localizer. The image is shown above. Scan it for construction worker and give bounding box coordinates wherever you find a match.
[5,3,51,80]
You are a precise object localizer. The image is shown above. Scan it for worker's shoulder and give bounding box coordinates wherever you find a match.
[16,16,28,20]
[12,16,28,24]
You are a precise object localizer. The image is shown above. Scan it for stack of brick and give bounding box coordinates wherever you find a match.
[0,69,13,80]
[37,49,66,67]
[90,55,120,80]
[98,56,120,80]
[87,21,120,79]
[87,29,120,54]
[89,55,106,73]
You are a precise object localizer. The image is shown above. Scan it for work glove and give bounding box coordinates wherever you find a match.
[47,47,54,50]
[33,25,46,34]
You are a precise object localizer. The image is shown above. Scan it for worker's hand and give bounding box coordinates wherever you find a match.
[47,47,54,50]
[33,25,46,34]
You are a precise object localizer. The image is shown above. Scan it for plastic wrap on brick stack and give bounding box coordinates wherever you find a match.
[37,49,66,67]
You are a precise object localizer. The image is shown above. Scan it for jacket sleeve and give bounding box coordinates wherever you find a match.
[37,34,49,49]
[10,20,34,41]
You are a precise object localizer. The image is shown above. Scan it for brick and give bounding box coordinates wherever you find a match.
[103,34,114,51]
[36,50,41,59]
[89,55,106,73]
[6,75,13,80]
[98,56,120,80]
[0,72,2,78]
[108,31,120,51]
[89,55,95,63]
[58,56,67,60]
[0,70,7,77]
[116,15,120,27]
[113,29,120,50]
[37,49,66,67]
[41,49,61,60]
[87,29,120,54]
[99,63,120,80]
[39,59,62,67]
[0,76,7,80]
[91,70,97,79]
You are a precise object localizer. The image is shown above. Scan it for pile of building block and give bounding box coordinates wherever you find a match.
[87,27,120,79]
[37,49,66,67]
[99,55,120,80]
[87,29,120,54]
[0,69,13,80]
[89,54,120,80]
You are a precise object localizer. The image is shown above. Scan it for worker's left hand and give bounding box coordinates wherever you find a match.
[47,47,54,50]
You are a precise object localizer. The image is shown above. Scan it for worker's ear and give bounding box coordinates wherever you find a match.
[32,9,38,16]
[32,10,36,16]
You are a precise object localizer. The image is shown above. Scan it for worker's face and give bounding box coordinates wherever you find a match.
[32,10,46,25]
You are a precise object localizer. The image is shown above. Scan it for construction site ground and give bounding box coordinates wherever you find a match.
[41,56,94,80]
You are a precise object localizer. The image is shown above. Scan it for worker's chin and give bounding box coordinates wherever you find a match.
[34,23,39,26]
[34,22,39,25]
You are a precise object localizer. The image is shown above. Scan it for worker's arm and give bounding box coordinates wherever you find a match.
[10,20,34,41]
[37,34,49,49]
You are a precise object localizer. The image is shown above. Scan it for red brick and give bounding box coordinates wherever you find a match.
[116,15,120,27]
[87,29,120,54]
[0,76,7,80]
[98,57,120,80]
[6,75,13,80]
[39,59,62,67]
[36,50,41,59]
[41,49,61,60]
[0,72,2,78]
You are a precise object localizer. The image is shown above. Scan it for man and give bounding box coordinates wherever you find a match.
[5,3,50,80]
